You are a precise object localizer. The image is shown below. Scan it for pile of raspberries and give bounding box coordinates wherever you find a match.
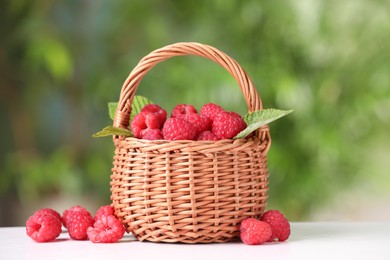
[131,103,247,141]
[26,205,125,243]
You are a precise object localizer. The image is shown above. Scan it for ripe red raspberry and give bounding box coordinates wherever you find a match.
[183,113,212,133]
[34,208,62,224]
[87,215,125,243]
[62,205,90,229]
[171,104,197,118]
[131,112,161,138]
[197,130,219,141]
[240,218,272,245]
[212,111,246,139]
[63,206,93,240]
[200,103,225,122]
[26,213,62,242]
[140,128,163,140]
[260,210,291,242]
[162,118,197,140]
[94,205,115,222]
[141,104,167,125]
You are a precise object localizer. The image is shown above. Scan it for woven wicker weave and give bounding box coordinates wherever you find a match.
[110,42,271,243]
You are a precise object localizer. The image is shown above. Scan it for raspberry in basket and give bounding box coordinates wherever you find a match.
[26,212,62,242]
[87,215,125,243]
[131,112,161,138]
[200,103,225,122]
[140,128,163,140]
[240,218,272,245]
[212,111,246,139]
[197,130,218,141]
[141,104,167,125]
[162,117,197,140]
[171,104,197,118]
[183,113,212,133]
[260,210,291,242]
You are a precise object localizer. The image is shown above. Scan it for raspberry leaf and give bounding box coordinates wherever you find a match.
[130,95,154,123]
[108,102,118,120]
[92,126,132,138]
[234,109,293,139]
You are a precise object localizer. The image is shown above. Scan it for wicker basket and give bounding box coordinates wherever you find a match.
[110,42,271,243]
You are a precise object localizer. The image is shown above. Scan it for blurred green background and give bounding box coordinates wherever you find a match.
[1,0,389,226]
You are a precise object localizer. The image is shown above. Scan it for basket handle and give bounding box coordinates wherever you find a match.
[114,42,265,131]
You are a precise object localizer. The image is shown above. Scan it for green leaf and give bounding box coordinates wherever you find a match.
[130,95,154,122]
[92,126,133,138]
[107,96,153,122]
[108,102,118,120]
[234,109,293,139]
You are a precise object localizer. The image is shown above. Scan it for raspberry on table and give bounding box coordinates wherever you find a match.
[240,218,272,245]
[34,208,62,224]
[141,104,167,125]
[140,128,163,140]
[62,205,90,229]
[87,215,125,243]
[26,212,62,242]
[260,210,291,242]
[94,205,115,222]
[162,118,198,140]
[200,103,225,122]
[197,130,219,141]
[212,111,246,139]
[183,113,212,133]
[171,104,197,118]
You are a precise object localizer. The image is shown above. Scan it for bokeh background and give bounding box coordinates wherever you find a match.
[1,0,389,226]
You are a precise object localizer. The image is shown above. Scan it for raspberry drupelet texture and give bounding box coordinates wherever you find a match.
[200,103,225,122]
[141,104,167,125]
[34,208,62,225]
[131,112,161,138]
[260,210,291,242]
[62,205,90,229]
[183,113,212,133]
[87,215,125,243]
[94,205,115,222]
[140,128,163,140]
[240,218,272,245]
[63,206,94,240]
[26,213,62,242]
[162,118,197,140]
[171,104,197,118]
[197,130,219,141]
[212,111,246,139]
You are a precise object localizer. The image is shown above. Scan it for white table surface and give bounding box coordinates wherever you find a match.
[1,222,389,260]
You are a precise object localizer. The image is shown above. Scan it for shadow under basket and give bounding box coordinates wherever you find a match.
[109,42,271,243]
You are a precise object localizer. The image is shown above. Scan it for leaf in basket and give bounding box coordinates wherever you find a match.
[108,102,118,120]
[107,96,153,122]
[130,95,154,122]
[234,109,293,139]
[92,126,133,138]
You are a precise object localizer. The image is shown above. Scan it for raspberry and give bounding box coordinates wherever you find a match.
[141,104,167,125]
[240,218,272,245]
[171,104,197,118]
[183,113,211,133]
[162,118,197,140]
[131,112,162,138]
[34,208,62,224]
[87,215,125,243]
[26,213,62,242]
[63,206,94,240]
[140,128,163,140]
[197,130,219,141]
[62,205,89,229]
[212,111,247,139]
[94,205,115,222]
[200,103,225,122]
[260,210,291,242]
